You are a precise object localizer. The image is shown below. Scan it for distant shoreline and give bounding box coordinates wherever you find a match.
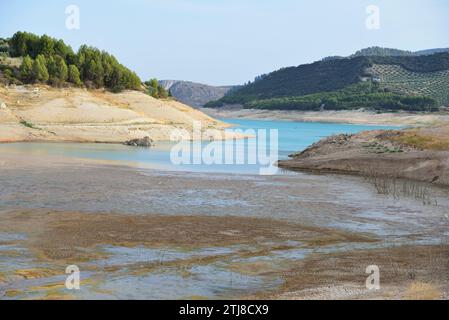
[201,107,449,127]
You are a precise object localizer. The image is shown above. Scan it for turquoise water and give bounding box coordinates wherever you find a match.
[223,118,398,159]
[0,119,399,174]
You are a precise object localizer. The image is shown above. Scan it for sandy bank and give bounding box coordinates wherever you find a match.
[201,106,449,126]
[0,85,238,143]
[279,125,449,187]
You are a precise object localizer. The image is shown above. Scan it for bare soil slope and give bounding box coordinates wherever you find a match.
[0,85,231,143]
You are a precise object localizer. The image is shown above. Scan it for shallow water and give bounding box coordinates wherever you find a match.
[0,119,399,175]
[222,118,400,159]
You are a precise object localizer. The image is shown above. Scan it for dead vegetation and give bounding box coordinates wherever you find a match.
[364,169,438,205]
[381,127,449,151]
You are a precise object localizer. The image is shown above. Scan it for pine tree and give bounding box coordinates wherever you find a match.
[54,39,69,58]
[39,35,55,56]
[158,85,168,99]
[147,78,159,98]
[19,55,34,82]
[32,54,49,83]
[46,55,57,82]
[9,32,28,57]
[68,64,82,86]
[55,56,68,83]
[92,58,104,87]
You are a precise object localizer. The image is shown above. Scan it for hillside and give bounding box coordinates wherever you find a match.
[207,48,449,112]
[159,80,237,108]
[0,33,237,143]
[0,85,231,143]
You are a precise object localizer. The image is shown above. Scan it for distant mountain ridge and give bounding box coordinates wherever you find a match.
[159,80,238,108]
[322,46,449,61]
[353,46,449,57]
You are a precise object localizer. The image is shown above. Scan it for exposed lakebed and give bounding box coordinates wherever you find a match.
[1,119,448,299]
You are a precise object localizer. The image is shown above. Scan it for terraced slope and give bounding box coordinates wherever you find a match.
[369,64,449,105]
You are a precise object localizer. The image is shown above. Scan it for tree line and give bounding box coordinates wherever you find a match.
[9,32,141,91]
[244,83,439,112]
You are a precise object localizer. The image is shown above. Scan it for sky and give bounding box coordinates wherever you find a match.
[1,0,448,85]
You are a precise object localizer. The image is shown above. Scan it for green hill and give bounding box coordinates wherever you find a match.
[207,49,449,112]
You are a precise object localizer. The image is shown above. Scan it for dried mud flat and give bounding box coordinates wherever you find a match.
[1,153,448,299]
[1,210,448,300]
[0,209,372,299]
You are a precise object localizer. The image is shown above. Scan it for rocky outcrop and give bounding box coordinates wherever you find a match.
[123,136,154,147]
[159,80,237,108]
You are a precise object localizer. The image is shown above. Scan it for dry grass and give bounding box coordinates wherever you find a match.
[404,282,442,300]
[14,268,63,280]
[386,128,449,151]
[0,56,22,68]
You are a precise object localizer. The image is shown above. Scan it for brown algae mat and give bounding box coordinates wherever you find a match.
[0,210,376,262]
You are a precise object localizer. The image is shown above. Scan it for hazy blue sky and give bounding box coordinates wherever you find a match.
[1,0,448,85]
